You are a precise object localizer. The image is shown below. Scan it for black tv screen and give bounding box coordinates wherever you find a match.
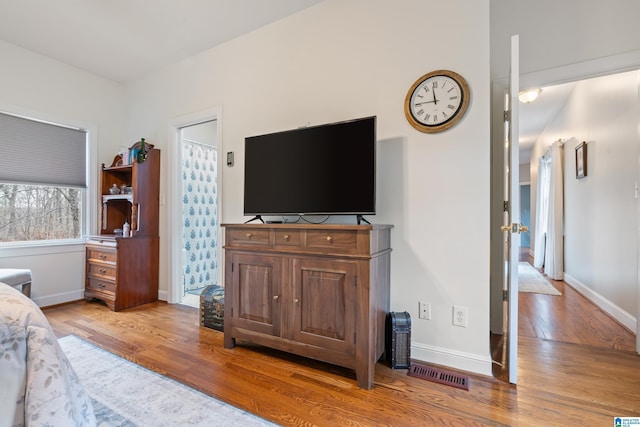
[244,116,376,217]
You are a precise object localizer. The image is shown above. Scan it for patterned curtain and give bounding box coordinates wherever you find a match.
[182,140,218,294]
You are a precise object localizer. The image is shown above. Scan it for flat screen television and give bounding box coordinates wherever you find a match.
[244,116,376,221]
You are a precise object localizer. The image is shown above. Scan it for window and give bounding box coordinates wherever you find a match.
[0,184,82,242]
[0,112,87,244]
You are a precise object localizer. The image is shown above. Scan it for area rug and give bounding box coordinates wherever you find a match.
[518,262,561,295]
[58,335,276,427]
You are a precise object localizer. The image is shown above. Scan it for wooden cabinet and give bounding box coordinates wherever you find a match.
[85,147,160,311]
[223,223,392,389]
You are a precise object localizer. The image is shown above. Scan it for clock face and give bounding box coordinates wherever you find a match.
[405,70,470,133]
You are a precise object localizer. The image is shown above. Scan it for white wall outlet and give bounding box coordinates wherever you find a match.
[419,301,431,320]
[453,305,468,327]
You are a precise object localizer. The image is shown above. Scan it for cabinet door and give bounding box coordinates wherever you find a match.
[229,253,283,337]
[290,258,357,355]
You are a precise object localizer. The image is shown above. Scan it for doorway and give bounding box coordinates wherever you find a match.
[179,121,218,307]
[519,69,640,350]
[167,107,223,307]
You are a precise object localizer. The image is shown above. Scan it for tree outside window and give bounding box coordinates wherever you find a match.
[0,184,82,242]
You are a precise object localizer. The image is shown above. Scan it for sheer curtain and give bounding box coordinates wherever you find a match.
[533,141,564,280]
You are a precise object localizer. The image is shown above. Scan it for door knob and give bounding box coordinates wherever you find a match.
[501,223,528,233]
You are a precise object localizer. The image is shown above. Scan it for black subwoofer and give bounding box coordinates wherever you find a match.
[386,311,411,369]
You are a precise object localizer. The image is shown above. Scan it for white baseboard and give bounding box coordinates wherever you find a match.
[410,341,493,377]
[563,273,637,333]
[36,290,169,308]
[35,290,85,308]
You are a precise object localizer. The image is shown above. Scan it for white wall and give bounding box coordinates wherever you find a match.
[531,71,639,329]
[121,0,492,375]
[0,40,125,306]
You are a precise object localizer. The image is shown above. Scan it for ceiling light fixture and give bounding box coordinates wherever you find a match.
[519,88,541,103]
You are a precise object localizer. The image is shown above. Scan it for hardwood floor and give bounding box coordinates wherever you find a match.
[44,281,640,426]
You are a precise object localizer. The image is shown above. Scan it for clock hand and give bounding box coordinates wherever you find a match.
[414,100,437,106]
[432,83,437,105]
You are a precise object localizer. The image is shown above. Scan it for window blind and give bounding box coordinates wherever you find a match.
[0,112,87,187]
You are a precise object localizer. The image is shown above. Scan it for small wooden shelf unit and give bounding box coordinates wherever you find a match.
[222,223,392,389]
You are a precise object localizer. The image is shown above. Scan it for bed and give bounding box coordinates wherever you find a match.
[0,282,95,427]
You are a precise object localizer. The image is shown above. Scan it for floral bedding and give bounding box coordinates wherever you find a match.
[0,283,95,427]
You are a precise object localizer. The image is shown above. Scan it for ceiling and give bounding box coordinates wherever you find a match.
[0,0,568,155]
[0,0,323,83]
[518,81,576,162]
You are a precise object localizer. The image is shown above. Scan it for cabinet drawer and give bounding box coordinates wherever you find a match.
[274,230,301,247]
[86,277,116,294]
[306,230,358,252]
[226,228,270,246]
[87,247,117,264]
[87,262,116,279]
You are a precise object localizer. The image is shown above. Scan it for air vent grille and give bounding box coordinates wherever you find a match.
[408,363,470,391]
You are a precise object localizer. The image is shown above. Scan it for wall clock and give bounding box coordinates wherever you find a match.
[404,70,470,133]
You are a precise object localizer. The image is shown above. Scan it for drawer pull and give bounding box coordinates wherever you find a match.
[98,283,106,289]
[326,236,333,242]
[99,254,107,260]
[294,298,299,304]
[273,295,279,300]
[98,268,106,274]
[246,233,253,238]
[283,234,290,241]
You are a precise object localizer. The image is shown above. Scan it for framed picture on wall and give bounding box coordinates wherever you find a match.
[575,141,587,179]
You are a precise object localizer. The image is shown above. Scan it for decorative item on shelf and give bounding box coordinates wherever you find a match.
[127,138,154,165]
[122,221,130,238]
[137,138,147,163]
[120,184,127,194]
[109,183,120,195]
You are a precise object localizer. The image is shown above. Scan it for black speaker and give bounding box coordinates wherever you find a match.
[386,311,411,369]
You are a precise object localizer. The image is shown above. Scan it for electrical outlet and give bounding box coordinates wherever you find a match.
[453,305,468,327]
[419,301,431,320]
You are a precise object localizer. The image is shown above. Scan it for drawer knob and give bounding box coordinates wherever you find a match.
[283,234,290,241]
[273,295,279,300]
[326,236,333,242]
[294,298,299,304]
[246,233,253,238]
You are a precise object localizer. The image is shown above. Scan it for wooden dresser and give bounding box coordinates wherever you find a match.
[222,223,392,389]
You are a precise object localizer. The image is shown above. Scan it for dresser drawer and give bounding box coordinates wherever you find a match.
[87,246,117,264]
[226,228,270,246]
[87,262,116,280]
[306,230,359,253]
[86,277,116,294]
[274,230,301,247]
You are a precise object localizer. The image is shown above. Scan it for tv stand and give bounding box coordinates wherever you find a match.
[244,215,264,224]
[222,223,393,389]
[356,215,371,225]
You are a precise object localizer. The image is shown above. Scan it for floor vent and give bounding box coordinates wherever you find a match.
[407,363,470,391]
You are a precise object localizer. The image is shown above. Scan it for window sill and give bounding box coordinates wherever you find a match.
[0,239,87,258]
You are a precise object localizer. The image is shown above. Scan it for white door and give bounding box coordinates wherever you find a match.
[501,34,522,384]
